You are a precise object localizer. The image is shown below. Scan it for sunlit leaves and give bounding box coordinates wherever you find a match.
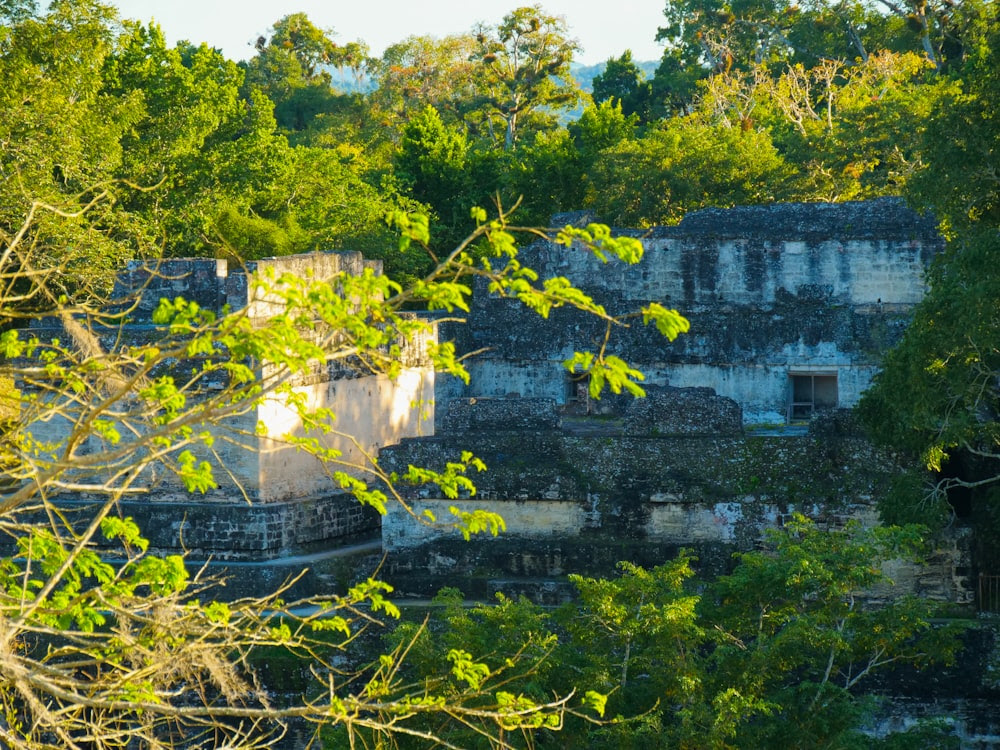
[348,578,401,619]
[582,689,608,718]
[408,279,471,312]
[333,472,389,514]
[642,302,691,341]
[448,506,506,541]
[484,223,518,259]
[448,648,491,690]
[100,515,149,552]
[129,554,189,596]
[398,452,486,500]
[564,351,647,399]
[427,340,469,383]
[555,222,644,265]
[386,209,430,252]
[495,691,561,729]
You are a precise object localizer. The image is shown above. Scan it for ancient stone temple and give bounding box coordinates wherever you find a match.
[434,197,942,425]
[377,198,970,605]
[9,199,996,747]
[21,252,435,595]
[11,198,967,602]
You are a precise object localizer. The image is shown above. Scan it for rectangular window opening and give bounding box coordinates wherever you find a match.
[565,372,591,413]
[788,373,838,422]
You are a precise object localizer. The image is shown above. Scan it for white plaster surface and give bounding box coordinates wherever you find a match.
[256,367,434,501]
[557,237,931,307]
[382,497,883,551]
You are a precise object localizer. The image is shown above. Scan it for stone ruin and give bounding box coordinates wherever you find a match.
[377,197,972,607]
[17,252,436,596]
[6,198,974,606]
[436,196,941,425]
[11,198,995,745]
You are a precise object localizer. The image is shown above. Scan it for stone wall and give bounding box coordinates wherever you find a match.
[551,198,938,308]
[623,386,742,436]
[436,198,942,425]
[56,492,380,561]
[378,417,972,605]
[381,428,899,547]
[377,390,972,606]
[440,397,561,432]
[20,251,434,559]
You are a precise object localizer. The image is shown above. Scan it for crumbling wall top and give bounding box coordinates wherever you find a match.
[623,386,743,437]
[114,251,382,317]
[649,197,939,242]
[441,398,561,433]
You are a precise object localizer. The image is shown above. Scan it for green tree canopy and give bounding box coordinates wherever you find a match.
[242,12,369,135]
[591,49,655,120]
[370,34,481,129]
[587,116,791,226]
[0,0,139,303]
[859,10,1000,549]
[470,4,583,150]
[379,516,959,749]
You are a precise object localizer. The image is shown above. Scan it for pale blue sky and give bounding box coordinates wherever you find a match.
[108,1,667,65]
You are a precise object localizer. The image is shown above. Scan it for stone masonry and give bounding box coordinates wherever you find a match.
[7,200,965,604]
[376,199,971,606]
[436,197,942,424]
[20,251,436,563]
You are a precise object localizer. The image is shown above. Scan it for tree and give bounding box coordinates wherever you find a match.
[93,13,415,264]
[649,0,985,116]
[904,9,1000,233]
[395,106,475,246]
[102,22,295,257]
[864,0,991,72]
[470,5,583,150]
[0,0,139,303]
[586,116,791,226]
[499,101,638,226]
[701,515,960,749]
[688,52,951,202]
[242,13,364,134]
[591,50,654,121]
[0,172,691,745]
[379,516,959,749]
[0,0,36,23]
[370,34,481,130]
[857,227,1000,555]
[858,12,1000,554]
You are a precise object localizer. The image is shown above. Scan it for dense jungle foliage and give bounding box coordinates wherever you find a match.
[1,0,999,746]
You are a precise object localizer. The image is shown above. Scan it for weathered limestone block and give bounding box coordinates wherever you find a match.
[623,385,743,436]
[808,407,867,437]
[440,397,560,432]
